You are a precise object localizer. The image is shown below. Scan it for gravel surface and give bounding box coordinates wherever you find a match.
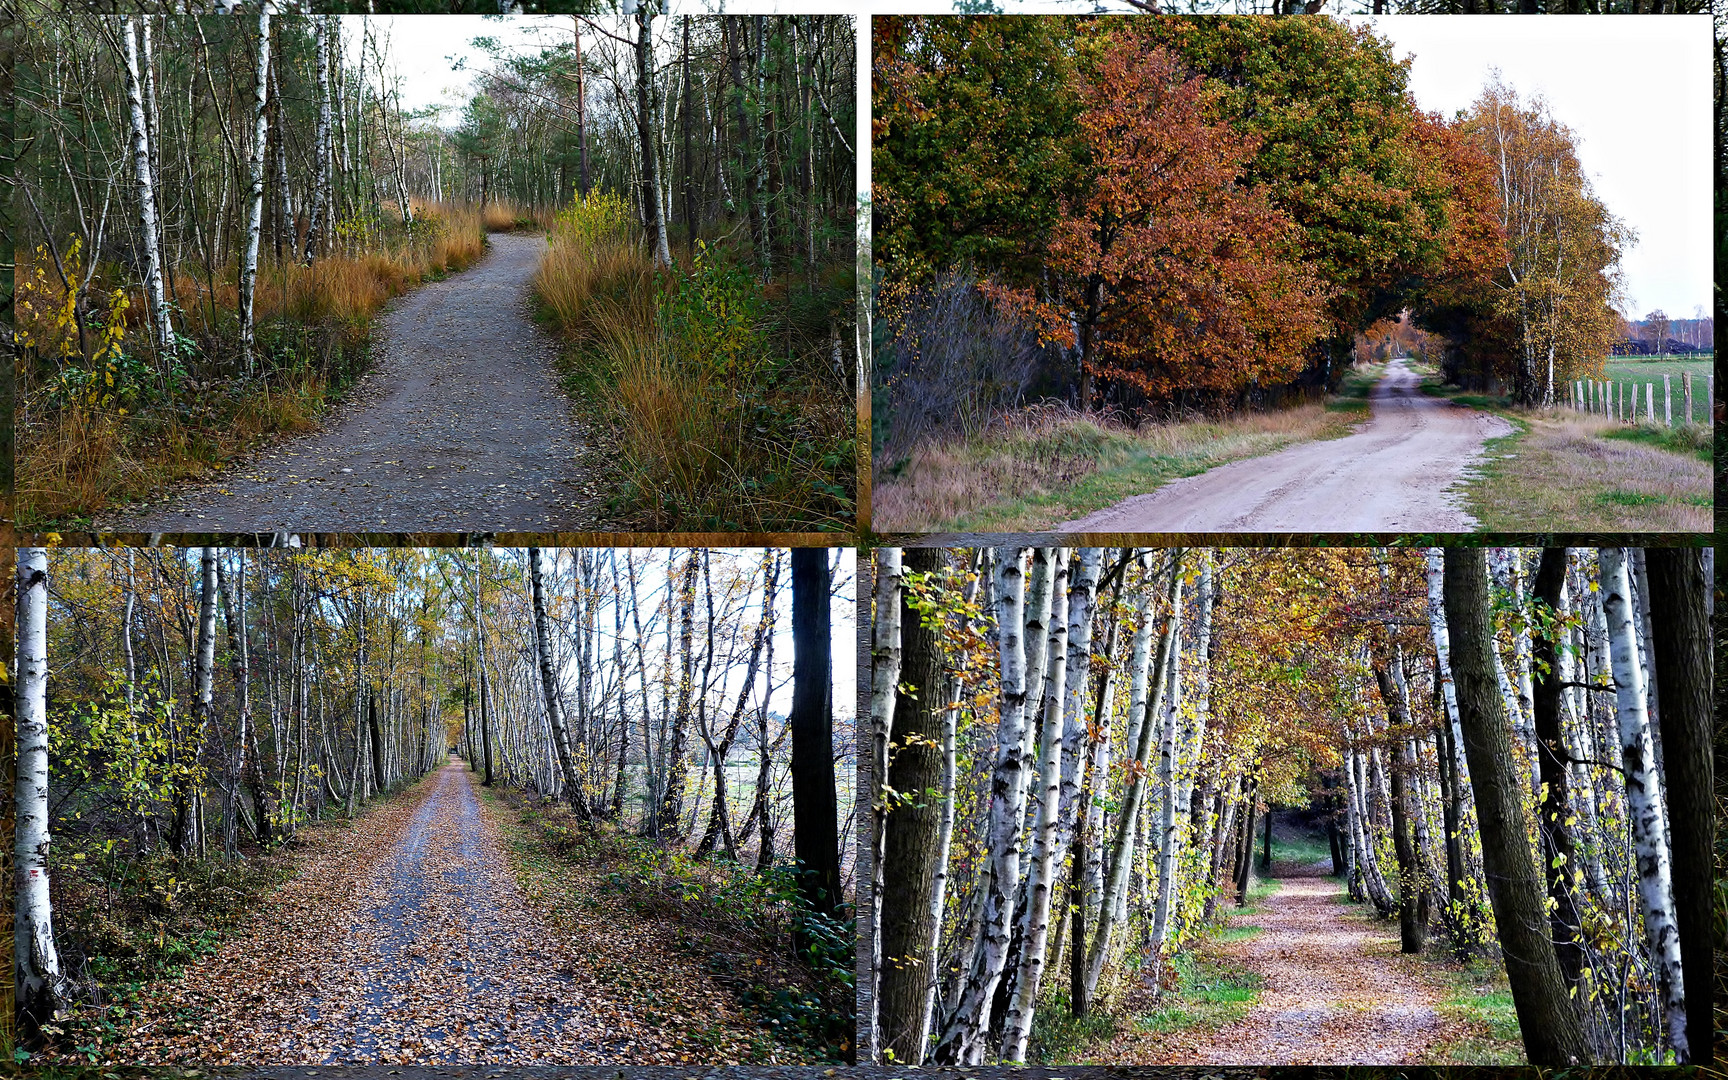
[1057,358,1513,534]
[100,233,595,533]
[298,763,621,1064]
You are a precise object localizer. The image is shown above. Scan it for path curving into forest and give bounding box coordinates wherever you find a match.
[1058,358,1514,533]
[101,233,595,533]
[1115,858,1474,1065]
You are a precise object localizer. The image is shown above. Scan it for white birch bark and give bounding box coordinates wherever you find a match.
[636,2,673,268]
[867,547,902,1062]
[1599,547,1688,1059]
[932,548,1030,1065]
[304,17,334,263]
[530,549,588,818]
[1149,591,1185,955]
[1001,549,1069,1063]
[121,17,173,355]
[238,4,272,371]
[1054,548,1103,849]
[15,549,65,1024]
[1084,552,1184,1002]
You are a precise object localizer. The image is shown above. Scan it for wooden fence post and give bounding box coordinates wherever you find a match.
[1683,372,1692,425]
[1663,374,1671,426]
[1645,382,1654,425]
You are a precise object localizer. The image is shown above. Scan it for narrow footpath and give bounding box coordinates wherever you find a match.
[1110,858,1490,1065]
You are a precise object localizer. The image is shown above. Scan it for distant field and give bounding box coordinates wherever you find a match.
[1599,357,1711,423]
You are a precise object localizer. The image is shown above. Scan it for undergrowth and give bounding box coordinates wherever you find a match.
[489,784,854,1062]
[16,201,489,526]
[534,193,855,532]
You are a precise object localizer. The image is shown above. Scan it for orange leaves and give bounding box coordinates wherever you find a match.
[1051,37,1331,404]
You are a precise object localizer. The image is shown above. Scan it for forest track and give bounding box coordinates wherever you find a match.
[1111,858,1475,1065]
[1057,358,1513,534]
[101,233,596,534]
[118,762,631,1065]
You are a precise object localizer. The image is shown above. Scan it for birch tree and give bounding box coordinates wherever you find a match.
[238,4,272,370]
[15,548,66,1031]
[1599,547,1687,1061]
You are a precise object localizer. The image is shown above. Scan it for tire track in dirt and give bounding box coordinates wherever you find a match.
[1058,358,1513,533]
[101,233,594,533]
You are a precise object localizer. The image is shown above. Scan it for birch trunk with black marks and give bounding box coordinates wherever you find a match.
[121,17,173,356]
[238,4,271,370]
[1002,550,1070,1064]
[1599,547,1687,1061]
[15,549,66,1031]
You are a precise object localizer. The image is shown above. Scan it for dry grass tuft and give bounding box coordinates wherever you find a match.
[534,195,855,532]
[1465,412,1712,531]
[874,401,1354,532]
[17,201,490,524]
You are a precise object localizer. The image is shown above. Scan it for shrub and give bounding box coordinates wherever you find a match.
[875,268,1046,464]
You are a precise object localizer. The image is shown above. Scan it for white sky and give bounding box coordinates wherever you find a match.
[1348,15,1713,320]
[345,15,604,127]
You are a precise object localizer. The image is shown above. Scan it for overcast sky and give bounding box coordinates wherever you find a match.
[1347,14,1712,320]
[347,15,597,125]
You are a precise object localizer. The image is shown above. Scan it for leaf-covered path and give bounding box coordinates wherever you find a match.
[1110,859,1480,1065]
[117,761,774,1065]
[101,233,596,534]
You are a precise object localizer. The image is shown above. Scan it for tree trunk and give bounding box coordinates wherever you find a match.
[1443,547,1593,1067]
[932,548,1034,1064]
[304,16,334,263]
[1599,547,1688,1061]
[878,547,944,1065]
[635,3,672,267]
[1530,548,1586,991]
[530,548,592,821]
[121,17,173,356]
[1002,550,1070,1063]
[15,549,66,1033]
[789,549,840,922]
[238,5,270,371]
[1644,548,1711,1062]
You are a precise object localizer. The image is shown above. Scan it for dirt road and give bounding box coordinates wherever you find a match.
[121,762,626,1064]
[1113,859,1480,1065]
[102,233,593,533]
[1059,358,1513,533]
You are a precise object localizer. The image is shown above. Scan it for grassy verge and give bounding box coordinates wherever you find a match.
[534,195,855,532]
[1428,954,1523,1065]
[17,202,489,527]
[479,783,851,1063]
[1416,372,1711,531]
[873,399,1364,533]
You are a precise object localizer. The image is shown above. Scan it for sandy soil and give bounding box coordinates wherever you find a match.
[100,233,594,533]
[1058,358,1513,533]
[1115,859,1475,1065]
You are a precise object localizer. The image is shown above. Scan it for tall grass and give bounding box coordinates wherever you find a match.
[534,193,855,532]
[17,200,489,525]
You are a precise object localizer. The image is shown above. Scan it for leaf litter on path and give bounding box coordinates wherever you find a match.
[113,762,776,1065]
[1108,859,1483,1065]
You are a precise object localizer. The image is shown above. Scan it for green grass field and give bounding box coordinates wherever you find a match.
[1601,357,1712,423]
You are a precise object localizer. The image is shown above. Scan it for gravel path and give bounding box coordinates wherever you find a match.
[1115,858,1470,1065]
[101,233,594,533]
[297,763,615,1063]
[120,762,630,1065]
[1057,358,1513,534]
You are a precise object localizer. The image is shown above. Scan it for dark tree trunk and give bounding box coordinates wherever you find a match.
[878,548,944,1064]
[1259,798,1274,874]
[1376,663,1429,954]
[790,549,841,922]
[1443,548,1592,1067]
[1531,547,1586,990]
[1645,548,1712,1063]
[368,690,386,795]
[1235,784,1257,906]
